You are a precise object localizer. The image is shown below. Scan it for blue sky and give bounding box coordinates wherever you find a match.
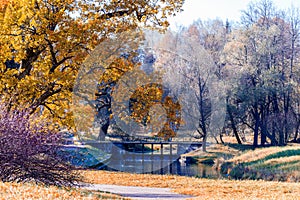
[169,0,300,28]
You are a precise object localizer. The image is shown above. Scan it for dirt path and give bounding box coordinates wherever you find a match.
[81,183,194,200]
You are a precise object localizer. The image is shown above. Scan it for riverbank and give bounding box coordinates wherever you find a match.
[180,143,244,164]
[1,167,299,199]
[181,142,300,182]
[2,143,299,199]
[220,144,300,182]
[80,170,300,199]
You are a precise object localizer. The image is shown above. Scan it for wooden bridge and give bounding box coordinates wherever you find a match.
[59,139,203,171]
[83,140,202,160]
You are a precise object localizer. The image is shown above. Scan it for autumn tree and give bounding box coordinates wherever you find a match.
[71,30,183,141]
[0,0,184,129]
[288,5,300,142]
[222,0,300,146]
[187,19,231,144]
[189,19,228,75]
[153,29,226,151]
[95,50,181,141]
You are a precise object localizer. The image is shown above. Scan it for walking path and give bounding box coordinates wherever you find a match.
[81,183,194,200]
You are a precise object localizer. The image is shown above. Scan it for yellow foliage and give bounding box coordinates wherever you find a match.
[94,53,181,140]
[130,84,181,140]
[0,0,184,129]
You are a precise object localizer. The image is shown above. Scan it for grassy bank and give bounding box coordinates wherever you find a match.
[181,138,300,182]
[81,170,300,200]
[181,143,244,164]
[220,145,300,182]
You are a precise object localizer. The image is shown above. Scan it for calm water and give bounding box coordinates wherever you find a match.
[98,152,222,179]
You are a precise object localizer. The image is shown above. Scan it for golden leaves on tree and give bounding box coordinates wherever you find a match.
[0,0,184,129]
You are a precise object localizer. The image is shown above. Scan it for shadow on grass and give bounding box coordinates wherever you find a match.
[224,143,255,152]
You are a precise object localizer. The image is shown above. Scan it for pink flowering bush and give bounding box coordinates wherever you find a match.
[0,105,80,186]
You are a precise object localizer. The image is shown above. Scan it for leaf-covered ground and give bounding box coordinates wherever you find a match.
[0,181,124,200]
[81,170,300,200]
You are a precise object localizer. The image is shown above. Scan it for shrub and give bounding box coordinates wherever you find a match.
[0,105,80,187]
[220,161,233,175]
[229,164,244,179]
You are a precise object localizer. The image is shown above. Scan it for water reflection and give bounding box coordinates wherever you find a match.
[100,159,222,179]
[95,142,221,178]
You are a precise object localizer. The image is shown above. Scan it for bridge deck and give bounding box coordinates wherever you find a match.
[84,141,202,145]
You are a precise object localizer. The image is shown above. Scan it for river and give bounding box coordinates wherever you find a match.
[97,151,222,179]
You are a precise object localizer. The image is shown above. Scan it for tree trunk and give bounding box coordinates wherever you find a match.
[278,130,285,146]
[98,119,109,141]
[253,105,260,147]
[214,136,219,144]
[253,119,259,147]
[261,123,267,146]
[220,133,224,144]
[227,103,242,144]
[271,122,278,145]
[202,133,207,152]
[260,104,267,146]
[294,122,299,142]
[283,93,290,144]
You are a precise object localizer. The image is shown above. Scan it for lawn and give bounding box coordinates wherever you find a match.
[1,141,299,199]
[0,181,126,200]
[81,170,300,200]
[1,169,298,199]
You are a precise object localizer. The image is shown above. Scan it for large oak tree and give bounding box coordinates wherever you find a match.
[0,0,184,128]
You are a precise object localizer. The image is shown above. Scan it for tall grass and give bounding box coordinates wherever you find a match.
[221,145,300,182]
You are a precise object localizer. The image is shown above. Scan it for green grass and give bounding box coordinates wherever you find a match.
[57,145,111,168]
[183,144,242,165]
[253,160,299,171]
[265,149,300,160]
[220,145,300,182]
[241,149,300,166]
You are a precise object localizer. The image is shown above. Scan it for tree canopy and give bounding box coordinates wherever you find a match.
[0,0,184,128]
